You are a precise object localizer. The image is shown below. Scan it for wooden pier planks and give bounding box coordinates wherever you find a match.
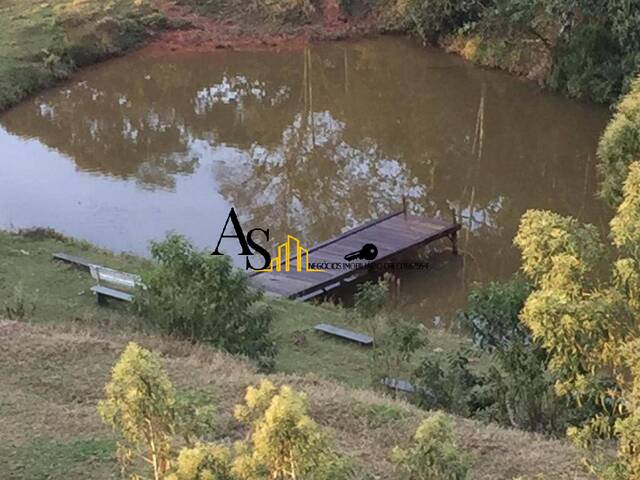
[250,211,460,300]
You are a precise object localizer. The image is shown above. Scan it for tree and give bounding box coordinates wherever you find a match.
[392,411,469,480]
[134,234,275,368]
[232,380,348,480]
[598,78,640,208]
[98,342,176,480]
[513,162,640,476]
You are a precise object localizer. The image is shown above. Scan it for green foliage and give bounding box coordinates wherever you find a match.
[392,412,469,480]
[461,277,577,433]
[174,390,218,446]
[134,234,275,367]
[406,0,484,42]
[611,162,640,258]
[168,443,235,480]
[598,77,640,208]
[549,21,624,104]
[98,342,176,479]
[513,209,604,289]
[233,380,350,480]
[412,349,481,417]
[371,316,427,389]
[354,279,388,321]
[513,163,640,473]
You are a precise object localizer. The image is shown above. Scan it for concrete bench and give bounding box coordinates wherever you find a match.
[314,323,373,346]
[91,285,134,305]
[382,378,416,393]
[89,264,142,290]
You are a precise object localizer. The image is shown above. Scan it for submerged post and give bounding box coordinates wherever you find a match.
[450,208,459,255]
[402,195,407,220]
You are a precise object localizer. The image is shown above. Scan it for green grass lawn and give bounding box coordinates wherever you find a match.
[0,0,165,112]
[0,229,470,390]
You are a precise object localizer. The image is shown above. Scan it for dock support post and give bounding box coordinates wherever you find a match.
[402,195,407,220]
[450,208,459,255]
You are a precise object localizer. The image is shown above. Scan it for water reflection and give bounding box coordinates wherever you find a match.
[0,37,610,320]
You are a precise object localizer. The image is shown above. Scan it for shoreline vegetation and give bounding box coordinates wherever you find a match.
[0,228,589,478]
[1,0,639,113]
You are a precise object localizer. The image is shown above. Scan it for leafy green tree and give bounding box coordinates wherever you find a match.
[233,380,348,480]
[598,78,640,208]
[392,411,469,480]
[134,234,275,368]
[514,162,640,475]
[98,342,176,480]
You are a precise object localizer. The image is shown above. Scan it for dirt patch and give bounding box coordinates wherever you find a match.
[147,0,377,53]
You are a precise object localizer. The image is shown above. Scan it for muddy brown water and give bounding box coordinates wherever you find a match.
[0,37,611,323]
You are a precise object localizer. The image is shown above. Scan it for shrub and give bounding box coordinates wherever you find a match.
[392,412,469,480]
[233,380,350,480]
[461,278,571,432]
[598,78,640,208]
[98,342,176,479]
[408,0,484,43]
[168,443,235,480]
[412,349,482,417]
[134,234,275,367]
[370,315,427,390]
[354,279,388,321]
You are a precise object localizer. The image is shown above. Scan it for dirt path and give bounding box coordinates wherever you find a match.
[147,0,367,53]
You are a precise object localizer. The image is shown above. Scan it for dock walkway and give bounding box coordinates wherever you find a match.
[250,211,460,300]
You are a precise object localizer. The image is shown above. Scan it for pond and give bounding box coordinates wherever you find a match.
[0,37,610,322]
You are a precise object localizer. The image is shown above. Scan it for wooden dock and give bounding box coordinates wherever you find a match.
[249,211,460,300]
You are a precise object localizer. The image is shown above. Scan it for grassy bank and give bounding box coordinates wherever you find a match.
[0,0,166,112]
[0,319,591,479]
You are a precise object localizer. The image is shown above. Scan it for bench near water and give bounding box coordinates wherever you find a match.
[91,285,134,304]
[54,253,139,305]
[313,323,374,346]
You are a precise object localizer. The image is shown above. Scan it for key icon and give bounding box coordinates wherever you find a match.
[344,243,378,261]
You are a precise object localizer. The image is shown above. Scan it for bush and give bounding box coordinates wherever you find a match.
[392,412,469,480]
[371,315,427,389]
[412,349,482,418]
[549,22,626,104]
[460,279,560,434]
[134,234,275,367]
[407,0,484,43]
[233,380,351,480]
[598,77,640,208]
[98,342,176,478]
[168,443,235,480]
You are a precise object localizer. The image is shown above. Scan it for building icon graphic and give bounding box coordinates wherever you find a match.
[258,235,325,273]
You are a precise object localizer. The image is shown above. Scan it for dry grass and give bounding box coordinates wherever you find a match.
[0,319,591,479]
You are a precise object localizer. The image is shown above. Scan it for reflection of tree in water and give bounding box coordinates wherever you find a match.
[214,108,426,246]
